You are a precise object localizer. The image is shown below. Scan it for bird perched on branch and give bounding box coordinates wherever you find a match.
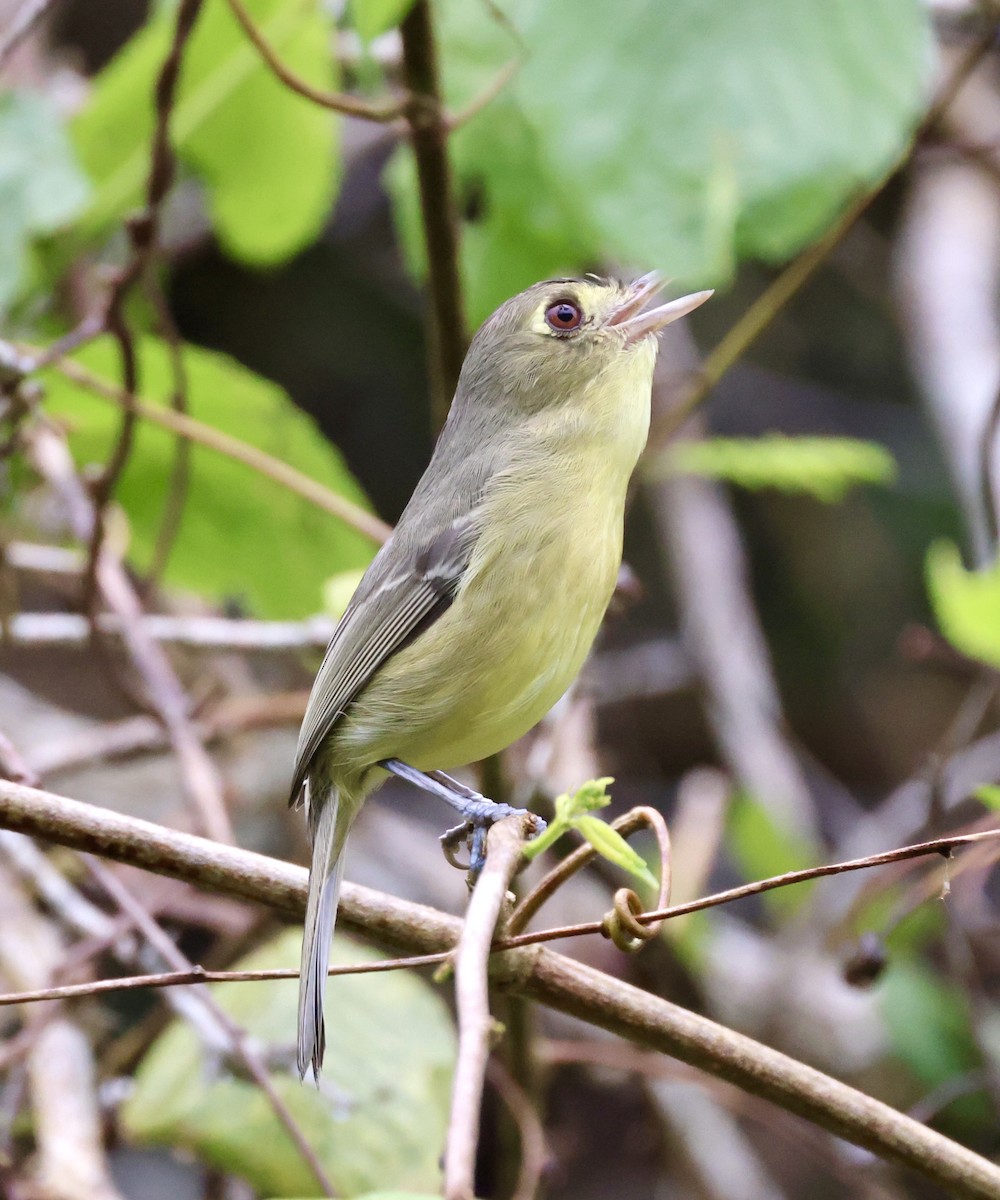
[290,273,712,1079]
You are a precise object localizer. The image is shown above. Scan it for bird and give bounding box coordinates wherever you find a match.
[290,272,712,1078]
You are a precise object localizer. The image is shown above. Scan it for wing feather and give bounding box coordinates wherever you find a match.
[289,510,481,802]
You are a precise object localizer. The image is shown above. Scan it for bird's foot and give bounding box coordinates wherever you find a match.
[380,758,544,877]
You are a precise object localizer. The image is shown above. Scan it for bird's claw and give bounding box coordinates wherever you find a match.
[439,802,546,880]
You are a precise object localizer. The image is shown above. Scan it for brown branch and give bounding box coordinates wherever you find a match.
[225,0,410,121]
[400,0,467,421]
[83,0,206,610]
[3,779,1000,1198]
[445,815,535,1200]
[141,276,192,591]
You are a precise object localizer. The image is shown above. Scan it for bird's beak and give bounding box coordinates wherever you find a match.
[610,272,714,344]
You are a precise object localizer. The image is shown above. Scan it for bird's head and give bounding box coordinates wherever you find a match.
[458,273,713,416]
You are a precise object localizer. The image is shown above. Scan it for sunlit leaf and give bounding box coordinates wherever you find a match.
[73,0,339,264]
[390,0,931,323]
[881,959,979,1088]
[926,541,1000,671]
[41,336,374,617]
[350,0,417,42]
[651,435,898,502]
[727,793,819,918]
[975,784,1000,811]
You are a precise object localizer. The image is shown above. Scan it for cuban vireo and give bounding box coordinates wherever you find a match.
[291,273,712,1078]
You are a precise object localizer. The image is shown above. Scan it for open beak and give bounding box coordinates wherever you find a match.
[609,272,714,344]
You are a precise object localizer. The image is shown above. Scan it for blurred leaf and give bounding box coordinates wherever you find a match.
[975,784,1000,811]
[350,0,417,41]
[575,815,659,890]
[652,435,898,502]
[390,0,930,323]
[323,568,366,619]
[73,0,338,264]
[42,336,374,617]
[0,91,89,308]
[927,541,1000,671]
[727,793,818,917]
[881,958,979,1087]
[122,932,455,1197]
[272,1194,441,1200]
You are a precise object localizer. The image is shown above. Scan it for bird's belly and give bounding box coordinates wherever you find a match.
[330,505,622,779]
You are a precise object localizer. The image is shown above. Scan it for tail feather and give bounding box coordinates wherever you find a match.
[297,782,345,1081]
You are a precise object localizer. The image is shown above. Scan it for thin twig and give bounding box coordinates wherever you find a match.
[28,424,235,844]
[4,781,1000,1197]
[86,857,336,1198]
[29,351,391,544]
[500,827,1000,952]
[400,0,467,421]
[0,952,450,1007]
[0,731,40,788]
[510,806,671,939]
[141,276,192,591]
[225,0,410,121]
[445,815,536,1200]
[485,1058,548,1200]
[0,0,61,69]
[83,0,206,611]
[6,611,337,651]
[31,691,308,778]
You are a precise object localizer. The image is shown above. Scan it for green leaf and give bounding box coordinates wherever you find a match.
[41,336,374,617]
[350,0,417,42]
[558,776,614,820]
[975,784,1000,811]
[122,932,455,1197]
[73,0,339,265]
[651,435,898,502]
[927,541,1000,671]
[391,0,929,323]
[323,568,366,619]
[0,91,89,308]
[880,958,979,1088]
[521,777,614,861]
[575,815,659,890]
[727,792,818,918]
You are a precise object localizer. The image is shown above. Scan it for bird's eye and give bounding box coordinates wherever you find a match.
[545,300,583,332]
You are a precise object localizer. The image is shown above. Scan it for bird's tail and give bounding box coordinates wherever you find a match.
[297,780,346,1081]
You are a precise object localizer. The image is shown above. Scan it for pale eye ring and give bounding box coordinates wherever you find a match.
[545,300,583,332]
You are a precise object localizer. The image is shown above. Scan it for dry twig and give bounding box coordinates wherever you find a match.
[2,780,1000,1197]
[445,815,537,1200]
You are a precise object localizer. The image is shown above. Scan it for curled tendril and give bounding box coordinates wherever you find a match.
[601,888,659,952]
[508,805,672,946]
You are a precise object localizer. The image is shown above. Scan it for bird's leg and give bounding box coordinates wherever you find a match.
[379,758,543,874]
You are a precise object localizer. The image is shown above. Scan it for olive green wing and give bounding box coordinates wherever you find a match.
[289,511,482,803]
